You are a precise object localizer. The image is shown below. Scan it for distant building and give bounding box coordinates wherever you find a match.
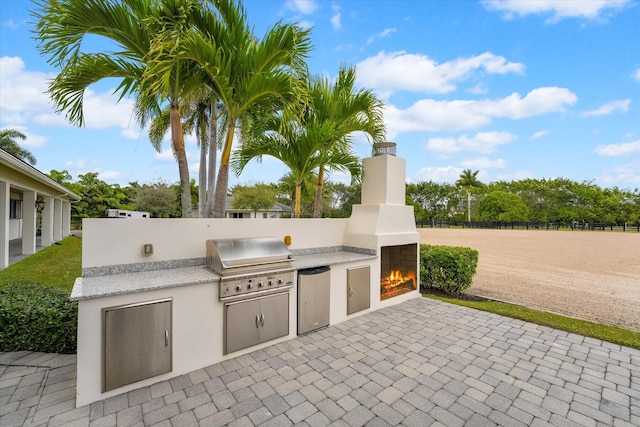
[106,209,150,219]
[225,196,292,219]
[192,196,292,218]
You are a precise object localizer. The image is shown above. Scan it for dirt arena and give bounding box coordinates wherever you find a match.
[419,228,640,332]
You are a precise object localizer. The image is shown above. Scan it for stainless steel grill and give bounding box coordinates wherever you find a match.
[206,237,295,301]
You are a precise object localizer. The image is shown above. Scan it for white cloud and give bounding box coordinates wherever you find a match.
[285,0,318,15]
[356,51,524,94]
[0,56,55,124]
[426,131,516,158]
[0,56,137,131]
[0,124,48,148]
[496,170,536,181]
[482,0,630,22]
[413,166,462,183]
[598,161,640,185]
[331,5,342,30]
[530,130,549,140]
[595,139,640,156]
[384,87,577,136]
[121,128,146,140]
[460,157,507,169]
[470,84,488,95]
[634,68,640,82]
[155,150,176,162]
[581,99,630,117]
[297,20,314,30]
[96,170,122,181]
[3,19,18,29]
[366,28,397,44]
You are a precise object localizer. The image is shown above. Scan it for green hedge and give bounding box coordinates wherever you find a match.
[0,283,77,354]
[420,244,479,295]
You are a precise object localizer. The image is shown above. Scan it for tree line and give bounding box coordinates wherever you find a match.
[47,170,360,222]
[43,168,639,227]
[408,175,640,225]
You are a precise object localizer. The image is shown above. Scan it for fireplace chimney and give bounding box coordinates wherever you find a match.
[343,143,420,308]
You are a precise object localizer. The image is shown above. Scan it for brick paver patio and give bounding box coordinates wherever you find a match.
[1,297,639,426]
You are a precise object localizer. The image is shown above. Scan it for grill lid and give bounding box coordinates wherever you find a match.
[206,237,293,274]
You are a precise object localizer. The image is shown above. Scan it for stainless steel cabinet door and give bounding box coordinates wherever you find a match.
[225,298,261,354]
[347,266,370,315]
[259,293,289,343]
[103,299,172,392]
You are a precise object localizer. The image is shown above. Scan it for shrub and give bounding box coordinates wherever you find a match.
[420,244,479,295]
[0,283,77,354]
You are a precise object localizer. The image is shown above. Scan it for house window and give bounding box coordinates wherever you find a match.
[263,213,268,218]
[10,199,23,219]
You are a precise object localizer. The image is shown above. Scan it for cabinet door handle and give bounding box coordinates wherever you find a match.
[255,314,260,328]
[164,329,169,347]
[260,313,265,326]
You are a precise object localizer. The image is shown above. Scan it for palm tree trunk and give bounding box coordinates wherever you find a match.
[467,189,471,223]
[198,122,207,218]
[213,123,235,218]
[170,103,192,218]
[294,184,302,218]
[205,101,217,218]
[313,165,325,218]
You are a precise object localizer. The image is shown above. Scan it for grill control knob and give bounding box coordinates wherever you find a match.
[235,285,242,292]
[247,282,253,290]
[258,281,264,288]
[278,278,283,285]
[268,280,273,286]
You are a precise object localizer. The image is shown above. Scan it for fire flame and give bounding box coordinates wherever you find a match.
[382,270,416,288]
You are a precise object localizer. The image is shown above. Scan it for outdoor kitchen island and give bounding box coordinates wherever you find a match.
[71,151,420,407]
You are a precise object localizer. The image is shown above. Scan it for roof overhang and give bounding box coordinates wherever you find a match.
[0,150,82,201]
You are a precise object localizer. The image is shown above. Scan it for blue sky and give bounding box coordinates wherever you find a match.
[1,0,639,190]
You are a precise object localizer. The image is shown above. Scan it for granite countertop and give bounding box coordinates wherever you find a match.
[71,248,377,301]
[70,266,218,301]
[293,251,377,270]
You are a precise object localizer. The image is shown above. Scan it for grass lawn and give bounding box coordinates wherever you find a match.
[0,235,81,293]
[424,293,640,350]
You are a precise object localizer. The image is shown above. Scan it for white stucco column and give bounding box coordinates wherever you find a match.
[53,198,63,242]
[22,191,37,255]
[41,195,54,247]
[0,180,9,270]
[62,201,71,237]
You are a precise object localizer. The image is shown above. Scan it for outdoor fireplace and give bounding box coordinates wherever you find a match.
[380,243,417,300]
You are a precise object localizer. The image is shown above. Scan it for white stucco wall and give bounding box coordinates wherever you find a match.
[82,218,350,269]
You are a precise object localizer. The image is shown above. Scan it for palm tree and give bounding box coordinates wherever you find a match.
[278,171,317,217]
[233,118,323,218]
[456,169,483,223]
[306,65,386,218]
[33,0,219,217]
[0,129,36,165]
[157,0,313,217]
[147,95,209,217]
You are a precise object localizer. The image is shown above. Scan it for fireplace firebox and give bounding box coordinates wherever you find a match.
[380,244,417,300]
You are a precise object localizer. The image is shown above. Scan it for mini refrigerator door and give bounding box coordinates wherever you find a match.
[297,266,330,334]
